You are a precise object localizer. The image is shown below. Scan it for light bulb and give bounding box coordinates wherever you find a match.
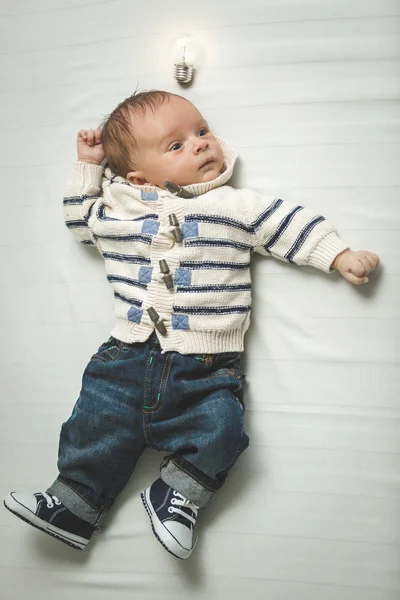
[171,34,200,84]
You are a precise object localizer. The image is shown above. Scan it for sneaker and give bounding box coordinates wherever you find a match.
[4,491,95,550]
[141,479,199,559]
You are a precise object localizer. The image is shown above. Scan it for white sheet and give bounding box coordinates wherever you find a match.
[1,1,399,598]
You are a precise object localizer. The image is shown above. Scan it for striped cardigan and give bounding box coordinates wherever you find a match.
[63,139,348,354]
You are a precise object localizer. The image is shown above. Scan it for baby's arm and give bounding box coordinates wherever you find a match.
[245,191,380,284]
[63,128,105,247]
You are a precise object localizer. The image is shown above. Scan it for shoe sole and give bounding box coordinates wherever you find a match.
[140,489,192,559]
[4,494,89,551]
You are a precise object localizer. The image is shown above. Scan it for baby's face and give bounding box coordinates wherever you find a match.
[126,96,224,188]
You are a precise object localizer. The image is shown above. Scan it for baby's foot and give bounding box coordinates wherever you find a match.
[141,478,199,559]
[4,491,95,550]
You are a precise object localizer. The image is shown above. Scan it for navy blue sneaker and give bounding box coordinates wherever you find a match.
[4,491,95,550]
[141,479,199,559]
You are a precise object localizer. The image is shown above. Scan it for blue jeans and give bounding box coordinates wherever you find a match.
[48,333,249,526]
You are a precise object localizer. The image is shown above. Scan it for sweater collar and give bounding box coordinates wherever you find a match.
[103,138,237,200]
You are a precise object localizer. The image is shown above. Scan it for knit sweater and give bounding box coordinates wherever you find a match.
[63,138,348,354]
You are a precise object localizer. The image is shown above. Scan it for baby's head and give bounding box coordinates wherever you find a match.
[101,90,224,188]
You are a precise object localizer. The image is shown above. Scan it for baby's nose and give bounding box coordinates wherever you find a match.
[193,138,209,154]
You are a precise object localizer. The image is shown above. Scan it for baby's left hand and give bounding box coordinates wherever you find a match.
[332,250,380,285]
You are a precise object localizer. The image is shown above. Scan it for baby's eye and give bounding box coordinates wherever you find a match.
[169,142,182,151]
[198,128,208,137]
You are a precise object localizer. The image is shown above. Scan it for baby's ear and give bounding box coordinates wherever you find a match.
[126,170,149,185]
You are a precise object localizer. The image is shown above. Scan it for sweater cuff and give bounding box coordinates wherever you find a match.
[69,161,104,194]
[306,231,350,273]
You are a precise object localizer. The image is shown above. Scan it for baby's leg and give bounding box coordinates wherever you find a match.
[150,351,249,505]
[140,350,249,558]
[4,336,148,549]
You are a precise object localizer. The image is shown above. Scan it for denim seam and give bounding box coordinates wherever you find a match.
[190,355,213,366]
[116,342,124,361]
[171,459,216,493]
[206,368,243,394]
[155,352,170,410]
[105,461,137,505]
[223,410,248,472]
[157,352,175,412]
[143,353,152,410]
[142,351,158,447]
[91,342,123,363]
[58,476,103,511]
[146,352,175,413]
[144,354,175,447]
[144,413,159,449]
[91,351,110,362]
[53,480,109,525]
[161,354,174,406]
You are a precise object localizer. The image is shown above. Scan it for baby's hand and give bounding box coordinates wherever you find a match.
[332,250,380,285]
[77,128,105,165]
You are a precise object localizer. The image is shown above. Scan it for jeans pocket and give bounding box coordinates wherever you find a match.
[189,351,242,368]
[189,354,214,366]
[228,368,246,397]
[90,337,123,363]
[214,352,243,372]
[209,353,246,397]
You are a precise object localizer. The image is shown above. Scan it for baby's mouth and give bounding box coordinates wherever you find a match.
[199,158,215,170]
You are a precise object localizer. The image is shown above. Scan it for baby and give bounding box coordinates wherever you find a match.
[4,91,380,560]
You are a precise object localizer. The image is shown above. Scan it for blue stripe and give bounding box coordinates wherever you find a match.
[66,220,87,228]
[185,198,284,234]
[263,206,304,251]
[96,234,152,244]
[81,240,95,246]
[113,292,143,307]
[185,214,251,233]
[82,194,101,201]
[107,275,147,290]
[63,194,100,205]
[285,216,326,262]
[253,198,284,230]
[180,260,250,270]
[174,305,251,315]
[102,252,151,265]
[108,176,130,187]
[177,284,251,292]
[97,204,158,222]
[97,204,106,220]
[63,197,83,205]
[135,214,159,221]
[185,238,252,251]
[84,203,95,222]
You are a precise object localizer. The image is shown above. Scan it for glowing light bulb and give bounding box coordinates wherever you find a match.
[171,35,200,84]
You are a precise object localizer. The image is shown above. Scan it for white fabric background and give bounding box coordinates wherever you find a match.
[1,1,399,598]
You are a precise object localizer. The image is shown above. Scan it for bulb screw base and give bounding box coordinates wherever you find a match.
[174,64,194,84]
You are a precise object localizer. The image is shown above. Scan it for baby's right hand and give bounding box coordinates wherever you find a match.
[77,128,105,165]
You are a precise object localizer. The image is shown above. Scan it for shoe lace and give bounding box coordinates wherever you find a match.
[168,491,199,525]
[42,491,62,509]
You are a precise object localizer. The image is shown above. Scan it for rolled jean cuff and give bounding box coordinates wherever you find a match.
[160,458,219,507]
[47,478,104,526]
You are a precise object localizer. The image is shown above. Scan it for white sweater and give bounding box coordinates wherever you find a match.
[63,139,348,354]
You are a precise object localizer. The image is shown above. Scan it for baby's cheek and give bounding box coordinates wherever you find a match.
[203,169,220,183]
[216,149,224,171]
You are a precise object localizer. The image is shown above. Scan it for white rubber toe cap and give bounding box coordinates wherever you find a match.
[165,521,193,551]
[7,492,38,513]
